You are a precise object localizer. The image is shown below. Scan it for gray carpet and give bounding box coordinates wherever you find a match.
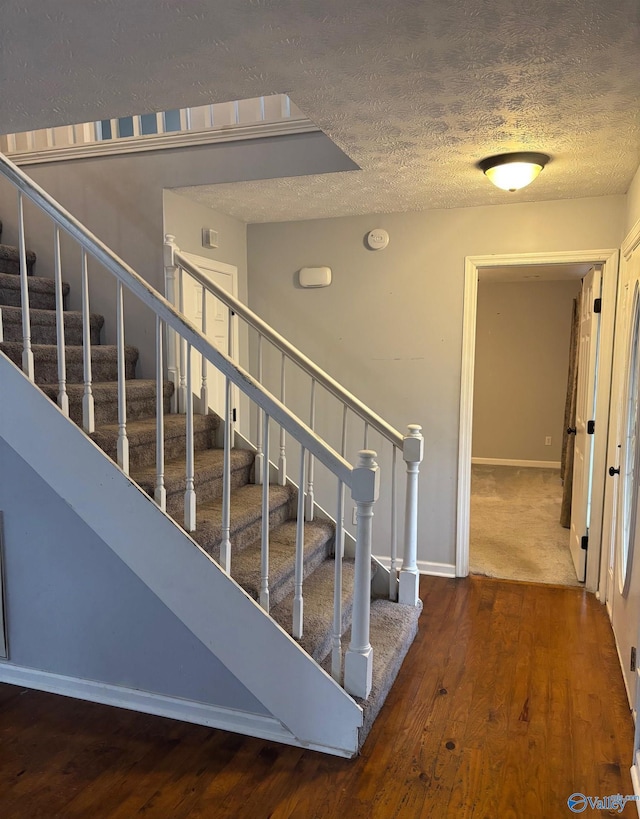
[470,464,581,587]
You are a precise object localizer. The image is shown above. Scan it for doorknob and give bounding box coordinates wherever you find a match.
[567,427,577,435]
[609,466,621,476]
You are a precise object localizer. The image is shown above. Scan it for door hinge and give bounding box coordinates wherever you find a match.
[232,408,237,422]
[632,647,637,673]
[587,420,595,435]
[581,535,589,551]
[594,297,602,314]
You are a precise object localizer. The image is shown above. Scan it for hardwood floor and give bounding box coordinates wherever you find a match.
[0,576,635,818]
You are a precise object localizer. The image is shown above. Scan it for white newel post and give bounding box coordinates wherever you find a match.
[163,234,180,413]
[399,424,424,606]
[344,450,380,699]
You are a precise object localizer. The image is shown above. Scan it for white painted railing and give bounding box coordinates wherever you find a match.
[0,151,425,700]
[168,240,425,612]
[0,95,314,164]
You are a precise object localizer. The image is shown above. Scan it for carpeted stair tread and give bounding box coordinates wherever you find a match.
[132,447,255,514]
[91,413,220,470]
[0,341,138,383]
[270,558,356,663]
[0,270,68,310]
[39,380,173,426]
[0,243,36,276]
[0,304,104,345]
[194,483,295,558]
[231,518,335,608]
[323,597,422,748]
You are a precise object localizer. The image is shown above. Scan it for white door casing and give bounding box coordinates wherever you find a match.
[457,249,620,594]
[569,267,602,581]
[181,253,239,419]
[609,231,640,711]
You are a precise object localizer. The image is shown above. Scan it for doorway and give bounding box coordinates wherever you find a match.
[470,268,584,585]
[457,249,620,592]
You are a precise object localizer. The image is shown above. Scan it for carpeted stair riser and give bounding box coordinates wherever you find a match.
[271,558,356,663]
[0,243,36,276]
[194,483,296,559]
[40,380,173,427]
[0,342,138,384]
[133,448,255,519]
[91,414,220,472]
[326,599,422,748]
[0,272,68,310]
[1,305,104,346]
[232,518,335,609]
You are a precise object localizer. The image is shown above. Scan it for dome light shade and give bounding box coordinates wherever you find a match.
[478,152,550,192]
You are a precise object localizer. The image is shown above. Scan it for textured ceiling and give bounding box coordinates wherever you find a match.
[479,263,593,283]
[2,0,639,221]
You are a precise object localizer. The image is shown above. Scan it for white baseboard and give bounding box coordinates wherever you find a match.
[0,662,353,758]
[471,457,561,469]
[374,556,456,578]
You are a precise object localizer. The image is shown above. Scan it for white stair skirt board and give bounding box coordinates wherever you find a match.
[0,663,345,755]
[471,457,561,469]
[374,556,456,579]
[0,355,362,757]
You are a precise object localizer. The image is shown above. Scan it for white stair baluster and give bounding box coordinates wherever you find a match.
[116,280,129,474]
[363,421,369,450]
[155,315,166,511]
[254,333,264,484]
[184,343,196,531]
[345,450,380,699]
[80,249,96,434]
[177,265,187,413]
[305,379,316,520]
[399,425,424,606]
[17,192,34,381]
[331,476,345,681]
[80,249,95,432]
[279,353,287,485]
[53,226,68,416]
[200,285,208,415]
[260,411,270,611]
[163,235,179,413]
[220,376,232,573]
[228,309,235,434]
[293,445,306,639]
[0,308,3,342]
[389,445,398,601]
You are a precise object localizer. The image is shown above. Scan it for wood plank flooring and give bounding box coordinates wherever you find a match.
[0,576,635,818]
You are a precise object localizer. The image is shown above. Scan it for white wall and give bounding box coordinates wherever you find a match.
[0,131,356,378]
[247,195,625,569]
[626,162,640,234]
[0,439,268,714]
[473,279,581,462]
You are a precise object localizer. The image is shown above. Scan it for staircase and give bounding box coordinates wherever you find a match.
[0,215,422,753]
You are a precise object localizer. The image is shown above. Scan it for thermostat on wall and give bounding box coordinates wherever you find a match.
[299,267,332,288]
[366,228,389,250]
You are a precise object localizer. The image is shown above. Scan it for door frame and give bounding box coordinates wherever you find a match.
[456,248,620,592]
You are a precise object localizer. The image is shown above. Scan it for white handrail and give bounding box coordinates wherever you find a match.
[173,250,405,450]
[0,151,353,488]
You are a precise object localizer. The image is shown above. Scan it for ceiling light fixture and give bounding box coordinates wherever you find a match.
[478,152,550,192]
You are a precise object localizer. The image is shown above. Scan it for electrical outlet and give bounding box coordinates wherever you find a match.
[545,436,552,446]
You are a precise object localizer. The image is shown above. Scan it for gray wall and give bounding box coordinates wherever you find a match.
[472,279,581,462]
[247,195,625,568]
[0,131,356,378]
[0,439,268,714]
